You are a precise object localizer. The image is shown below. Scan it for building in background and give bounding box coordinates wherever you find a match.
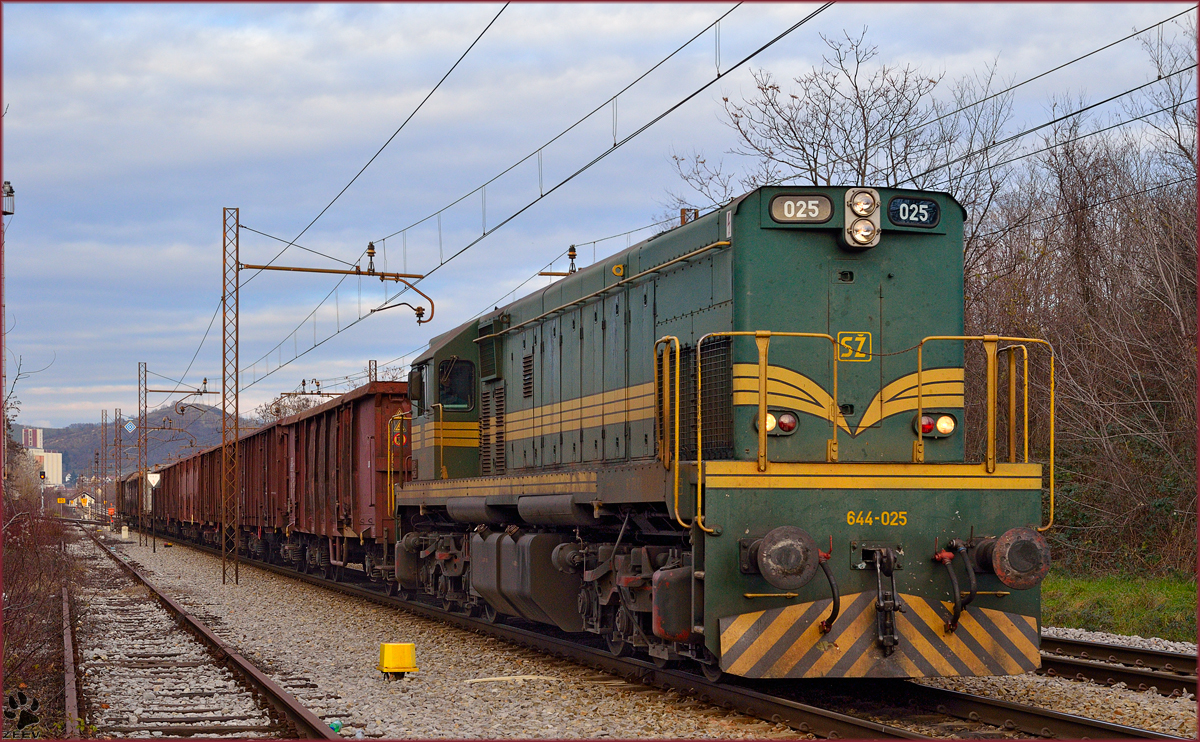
[21,427,43,449]
[29,447,63,486]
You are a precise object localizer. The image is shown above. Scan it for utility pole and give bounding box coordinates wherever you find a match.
[2,182,13,513]
[114,408,122,526]
[138,362,148,548]
[222,208,240,585]
[101,410,108,522]
[221,212,432,585]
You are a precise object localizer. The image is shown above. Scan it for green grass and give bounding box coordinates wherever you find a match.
[1042,573,1197,643]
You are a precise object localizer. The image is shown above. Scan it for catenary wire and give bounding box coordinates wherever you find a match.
[237,3,835,392]
[241,3,509,288]
[238,3,745,381]
[897,63,1197,187]
[927,95,1198,192]
[773,6,1196,189]
[239,225,356,268]
[309,214,679,391]
[374,3,744,243]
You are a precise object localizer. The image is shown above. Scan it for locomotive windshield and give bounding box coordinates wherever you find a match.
[438,358,475,411]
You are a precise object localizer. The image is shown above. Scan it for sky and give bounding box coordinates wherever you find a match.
[2,1,1195,429]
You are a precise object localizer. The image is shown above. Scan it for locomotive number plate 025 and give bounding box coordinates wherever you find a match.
[770,194,833,223]
[887,197,940,227]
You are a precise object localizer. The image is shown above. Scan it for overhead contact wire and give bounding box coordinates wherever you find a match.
[239,4,833,391]
[242,2,509,287]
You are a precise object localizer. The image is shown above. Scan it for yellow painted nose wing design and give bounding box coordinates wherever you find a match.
[732,366,964,437]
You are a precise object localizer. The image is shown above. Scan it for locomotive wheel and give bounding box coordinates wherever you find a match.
[606,634,633,658]
[441,599,459,613]
[480,603,502,624]
[652,655,676,670]
[700,661,725,683]
[385,581,399,597]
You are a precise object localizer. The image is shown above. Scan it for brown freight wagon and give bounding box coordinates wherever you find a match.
[151,381,411,582]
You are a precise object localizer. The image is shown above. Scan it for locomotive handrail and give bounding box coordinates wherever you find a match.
[474,241,731,345]
[654,336,689,530]
[386,411,411,517]
[431,404,448,480]
[915,335,1055,532]
[694,331,841,535]
[998,345,1030,463]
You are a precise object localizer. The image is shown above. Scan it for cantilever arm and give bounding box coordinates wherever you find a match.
[371,277,435,324]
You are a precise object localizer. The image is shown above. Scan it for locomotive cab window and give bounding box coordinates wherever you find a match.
[438,358,475,411]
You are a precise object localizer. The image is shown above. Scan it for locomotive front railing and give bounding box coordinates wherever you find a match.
[915,335,1056,532]
[660,331,842,535]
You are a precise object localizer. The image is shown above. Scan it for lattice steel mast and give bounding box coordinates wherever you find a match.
[222,208,240,585]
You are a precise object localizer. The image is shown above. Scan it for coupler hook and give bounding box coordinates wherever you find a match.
[872,547,904,655]
[817,536,840,634]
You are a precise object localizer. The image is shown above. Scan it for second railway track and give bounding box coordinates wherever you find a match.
[72,527,337,739]
[117,528,1194,740]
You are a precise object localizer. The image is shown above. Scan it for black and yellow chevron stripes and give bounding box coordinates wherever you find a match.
[718,591,1039,678]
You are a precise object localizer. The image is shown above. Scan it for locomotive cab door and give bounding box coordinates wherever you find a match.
[829,257,884,460]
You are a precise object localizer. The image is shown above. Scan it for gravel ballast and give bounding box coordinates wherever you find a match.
[105,534,807,739]
[104,532,1195,739]
[72,537,278,738]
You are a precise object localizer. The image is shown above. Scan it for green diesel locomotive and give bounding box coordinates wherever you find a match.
[391,185,1055,680]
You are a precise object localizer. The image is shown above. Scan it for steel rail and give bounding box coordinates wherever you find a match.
[1041,636,1196,675]
[1039,654,1196,697]
[62,587,80,739]
[148,532,1189,740]
[81,527,339,740]
[901,683,1189,740]
[159,534,931,739]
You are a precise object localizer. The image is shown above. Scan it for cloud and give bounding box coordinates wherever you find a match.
[3,2,1192,427]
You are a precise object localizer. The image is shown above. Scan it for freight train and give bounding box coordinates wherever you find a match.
[129,185,1055,681]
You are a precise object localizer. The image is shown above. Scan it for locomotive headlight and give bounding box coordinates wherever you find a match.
[764,412,778,432]
[935,415,956,435]
[850,190,877,216]
[849,219,877,244]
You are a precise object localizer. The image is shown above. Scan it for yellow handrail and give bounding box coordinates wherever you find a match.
[695,331,840,534]
[386,411,410,517]
[915,335,1055,532]
[654,337,687,529]
[998,345,1029,463]
[431,403,447,480]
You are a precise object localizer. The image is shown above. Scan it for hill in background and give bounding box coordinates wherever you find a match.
[13,404,255,480]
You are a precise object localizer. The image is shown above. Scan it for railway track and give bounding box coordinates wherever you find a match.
[1038,638,1196,698]
[131,530,1189,740]
[74,527,338,739]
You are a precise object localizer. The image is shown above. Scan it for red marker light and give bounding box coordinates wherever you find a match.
[920,415,935,434]
[778,413,798,432]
